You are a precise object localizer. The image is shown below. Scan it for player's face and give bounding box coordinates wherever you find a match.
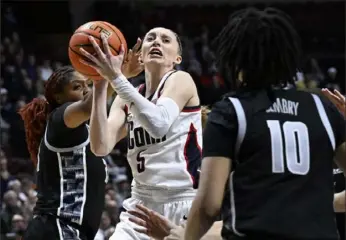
[58,72,91,104]
[141,27,182,67]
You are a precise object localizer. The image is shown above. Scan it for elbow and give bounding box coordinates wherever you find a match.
[90,142,110,157]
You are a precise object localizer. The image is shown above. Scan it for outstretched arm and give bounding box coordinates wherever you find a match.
[127,204,222,240]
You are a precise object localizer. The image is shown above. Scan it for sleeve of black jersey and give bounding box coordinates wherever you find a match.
[202,99,238,160]
[50,102,74,130]
[319,95,345,148]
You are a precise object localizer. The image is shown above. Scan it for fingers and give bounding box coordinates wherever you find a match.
[79,58,100,71]
[132,38,142,53]
[88,36,106,61]
[322,88,339,105]
[120,44,126,57]
[128,215,147,227]
[101,34,112,57]
[135,204,153,215]
[79,48,100,66]
[334,89,345,102]
[128,209,149,222]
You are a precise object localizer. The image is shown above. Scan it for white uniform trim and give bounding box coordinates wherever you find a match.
[311,94,336,150]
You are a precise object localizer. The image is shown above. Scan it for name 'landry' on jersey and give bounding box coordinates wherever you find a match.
[124,70,202,190]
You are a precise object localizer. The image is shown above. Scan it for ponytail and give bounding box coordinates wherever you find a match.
[18,98,51,166]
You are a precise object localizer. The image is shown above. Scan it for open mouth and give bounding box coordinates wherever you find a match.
[149,48,163,57]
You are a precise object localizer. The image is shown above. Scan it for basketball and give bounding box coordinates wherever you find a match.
[68,21,127,80]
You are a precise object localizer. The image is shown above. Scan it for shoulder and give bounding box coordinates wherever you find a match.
[49,102,74,126]
[166,70,194,86]
[208,98,237,128]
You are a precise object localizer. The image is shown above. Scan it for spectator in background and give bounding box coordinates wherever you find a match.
[95,211,115,240]
[38,59,52,81]
[25,55,38,82]
[0,155,15,200]
[1,190,22,235]
[10,214,27,239]
[324,67,341,91]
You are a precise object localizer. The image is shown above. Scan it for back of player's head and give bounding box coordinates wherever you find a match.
[213,7,301,90]
[18,66,75,166]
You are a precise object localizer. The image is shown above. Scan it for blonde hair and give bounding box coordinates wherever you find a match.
[201,106,211,130]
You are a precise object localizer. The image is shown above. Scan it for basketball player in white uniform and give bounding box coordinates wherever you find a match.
[80,27,202,239]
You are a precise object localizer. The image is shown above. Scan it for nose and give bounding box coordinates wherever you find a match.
[83,86,90,96]
[152,38,161,47]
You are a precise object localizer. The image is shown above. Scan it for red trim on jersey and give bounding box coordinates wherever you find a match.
[183,123,202,187]
[138,84,145,95]
[182,106,201,112]
[124,105,128,115]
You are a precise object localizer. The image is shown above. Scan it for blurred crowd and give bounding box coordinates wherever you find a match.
[0,3,344,240]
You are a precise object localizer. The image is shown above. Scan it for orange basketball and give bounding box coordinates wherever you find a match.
[68,21,127,80]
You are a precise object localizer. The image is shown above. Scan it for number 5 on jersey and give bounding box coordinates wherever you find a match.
[137,151,145,173]
[267,120,310,175]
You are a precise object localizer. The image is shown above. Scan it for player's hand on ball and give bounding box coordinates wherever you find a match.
[322,88,346,118]
[128,204,177,240]
[79,34,124,81]
[122,38,144,79]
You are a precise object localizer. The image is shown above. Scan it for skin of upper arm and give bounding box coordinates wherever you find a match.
[160,71,197,112]
[197,156,231,217]
[63,92,92,129]
[107,96,128,147]
[335,142,346,174]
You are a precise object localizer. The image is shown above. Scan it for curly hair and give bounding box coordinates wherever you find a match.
[18,66,75,165]
[213,7,301,90]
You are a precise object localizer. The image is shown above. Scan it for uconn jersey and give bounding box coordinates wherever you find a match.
[34,103,108,239]
[125,70,202,189]
[203,89,345,240]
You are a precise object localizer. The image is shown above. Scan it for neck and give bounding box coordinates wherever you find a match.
[144,65,172,97]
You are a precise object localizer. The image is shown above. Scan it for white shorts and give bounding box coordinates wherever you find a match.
[110,186,196,240]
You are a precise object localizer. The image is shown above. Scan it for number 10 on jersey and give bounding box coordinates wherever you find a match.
[267,120,310,175]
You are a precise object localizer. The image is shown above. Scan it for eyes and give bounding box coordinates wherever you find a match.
[146,35,171,43]
[72,80,92,91]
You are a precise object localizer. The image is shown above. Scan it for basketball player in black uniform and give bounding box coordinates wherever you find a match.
[183,8,346,240]
[19,57,142,238]
[18,66,107,240]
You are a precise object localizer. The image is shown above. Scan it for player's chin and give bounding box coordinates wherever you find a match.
[145,57,165,65]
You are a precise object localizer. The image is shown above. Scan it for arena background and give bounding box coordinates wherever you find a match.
[0,0,345,239]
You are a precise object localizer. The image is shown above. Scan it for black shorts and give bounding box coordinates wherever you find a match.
[23,215,86,240]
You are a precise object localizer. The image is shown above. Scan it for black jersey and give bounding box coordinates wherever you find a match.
[33,103,108,239]
[203,88,345,240]
[334,167,345,240]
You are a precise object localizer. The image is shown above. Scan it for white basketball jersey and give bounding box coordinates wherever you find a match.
[125,70,202,190]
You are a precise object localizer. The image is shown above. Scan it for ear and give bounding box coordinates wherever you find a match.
[174,55,182,65]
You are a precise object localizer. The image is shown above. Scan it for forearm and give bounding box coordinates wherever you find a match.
[109,75,179,138]
[90,83,112,156]
[184,199,216,240]
[334,190,345,212]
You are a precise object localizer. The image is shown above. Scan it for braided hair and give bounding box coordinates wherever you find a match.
[18,66,75,165]
[213,7,301,90]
